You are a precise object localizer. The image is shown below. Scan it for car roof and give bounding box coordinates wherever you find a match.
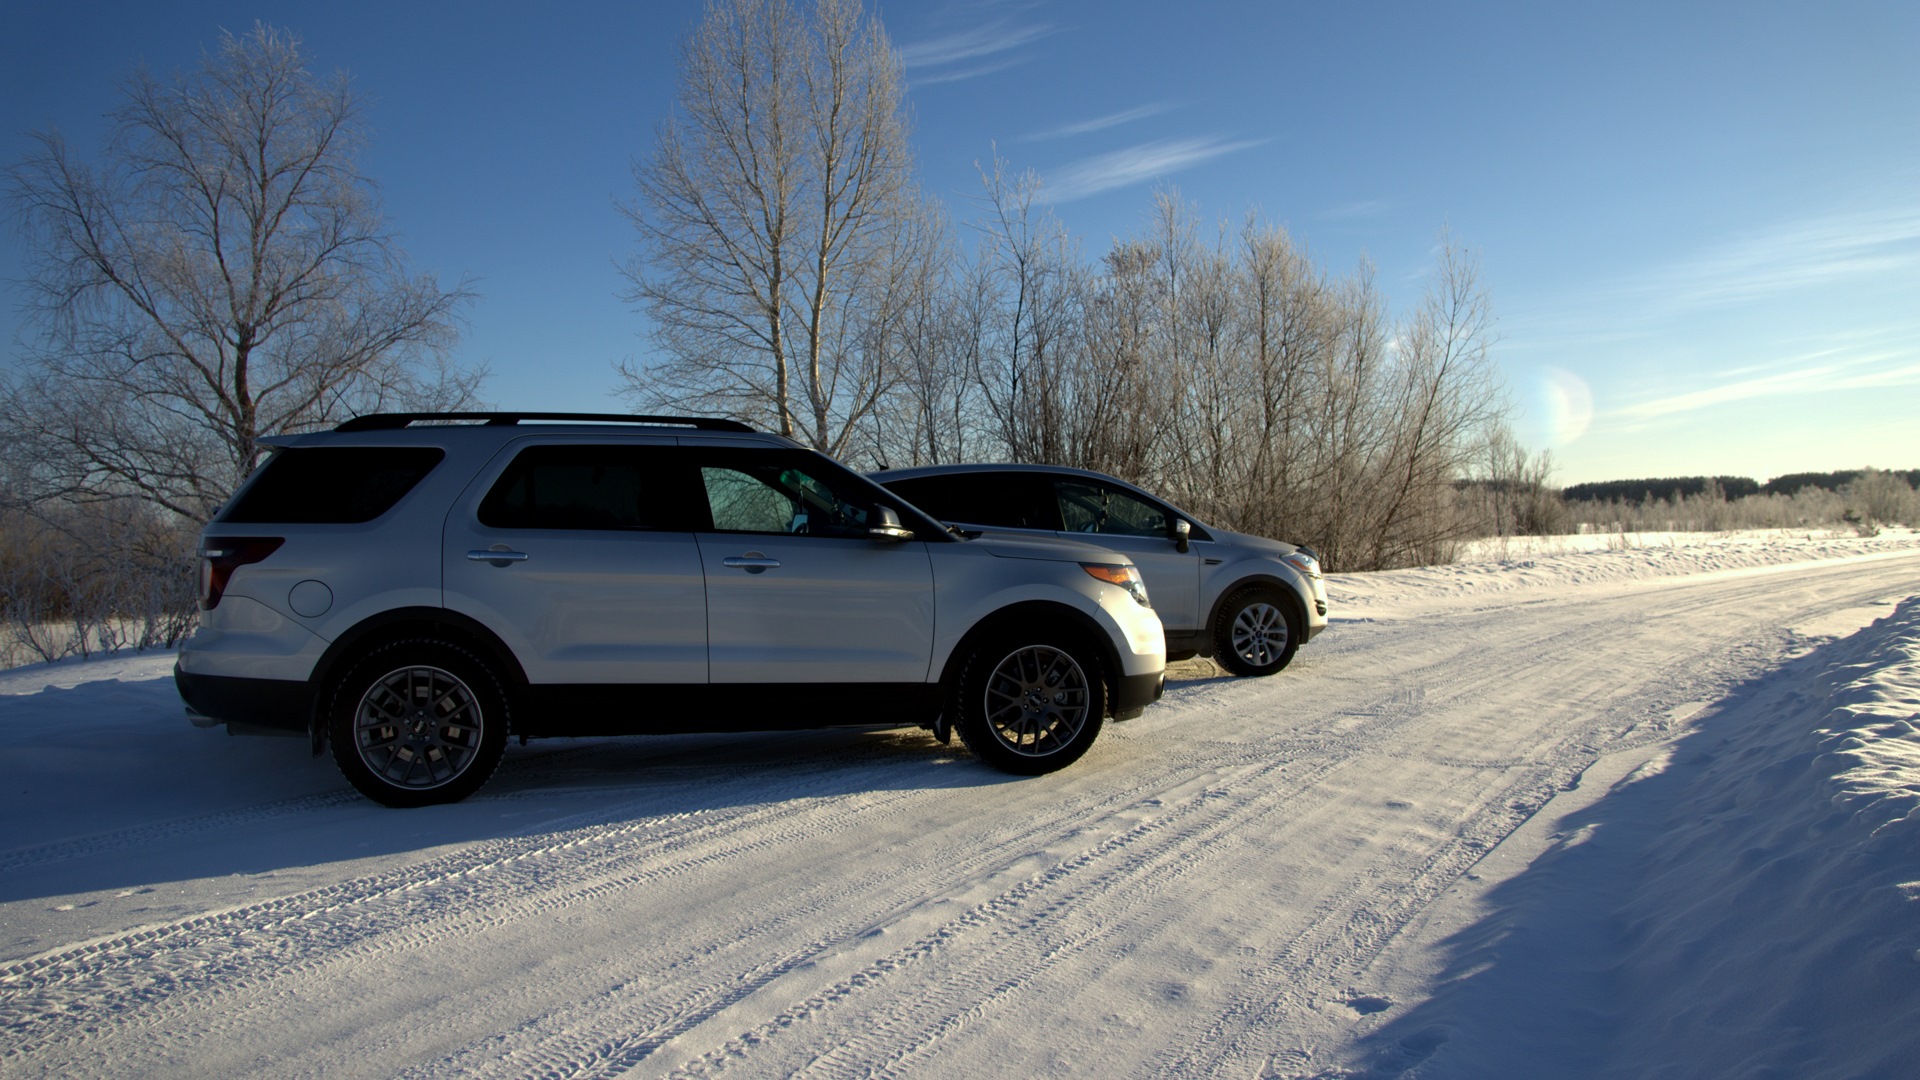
[871,462,1125,484]
[263,413,803,450]
[333,412,754,433]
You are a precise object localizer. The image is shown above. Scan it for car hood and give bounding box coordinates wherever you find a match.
[1207,527,1301,558]
[971,534,1136,565]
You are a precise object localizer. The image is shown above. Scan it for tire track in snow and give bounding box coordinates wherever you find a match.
[653,560,1903,1079]
[655,769,1297,1079]
[372,662,1449,1078]
[766,674,1576,1077]
[1146,556,1920,1077]
[0,763,945,1070]
[8,725,1229,1078]
[526,675,1457,1077]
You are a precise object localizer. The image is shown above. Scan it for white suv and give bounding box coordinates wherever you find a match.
[177,414,1165,806]
[872,464,1327,676]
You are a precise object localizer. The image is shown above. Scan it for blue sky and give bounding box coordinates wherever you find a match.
[3,1,1915,485]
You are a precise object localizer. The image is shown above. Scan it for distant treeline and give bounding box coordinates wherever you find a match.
[1564,469,1920,505]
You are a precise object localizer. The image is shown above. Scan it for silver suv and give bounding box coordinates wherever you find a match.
[872,464,1327,676]
[177,414,1166,806]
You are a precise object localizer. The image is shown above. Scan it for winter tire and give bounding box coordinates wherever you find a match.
[1213,585,1300,677]
[327,640,509,807]
[954,633,1106,774]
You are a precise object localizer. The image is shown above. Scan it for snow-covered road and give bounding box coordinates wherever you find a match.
[4,532,1918,1078]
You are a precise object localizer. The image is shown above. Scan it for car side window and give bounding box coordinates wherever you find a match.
[1054,479,1170,537]
[478,445,670,530]
[885,472,1056,530]
[698,454,875,538]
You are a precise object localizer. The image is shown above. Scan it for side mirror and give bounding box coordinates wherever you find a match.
[1171,518,1191,554]
[868,505,916,543]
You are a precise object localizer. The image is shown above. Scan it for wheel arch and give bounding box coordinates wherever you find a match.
[938,600,1124,717]
[1200,574,1307,657]
[307,607,529,754]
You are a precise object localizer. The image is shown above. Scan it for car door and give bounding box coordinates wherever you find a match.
[442,438,709,685]
[691,447,935,685]
[1051,476,1203,634]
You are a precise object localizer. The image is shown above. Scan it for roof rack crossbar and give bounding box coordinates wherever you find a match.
[334,412,754,433]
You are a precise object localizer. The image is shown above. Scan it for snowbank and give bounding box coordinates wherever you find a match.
[1354,595,1920,1078]
[1328,527,1920,616]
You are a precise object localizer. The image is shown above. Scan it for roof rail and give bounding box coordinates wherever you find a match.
[333,412,755,433]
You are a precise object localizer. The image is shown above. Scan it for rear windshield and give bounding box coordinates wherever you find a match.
[220,446,446,524]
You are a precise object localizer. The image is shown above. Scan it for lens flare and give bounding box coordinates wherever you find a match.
[1532,366,1593,447]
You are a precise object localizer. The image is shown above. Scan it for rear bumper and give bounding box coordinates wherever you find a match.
[175,664,311,735]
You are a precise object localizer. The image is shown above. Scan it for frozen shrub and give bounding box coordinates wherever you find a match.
[1843,468,1918,527]
[0,501,197,668]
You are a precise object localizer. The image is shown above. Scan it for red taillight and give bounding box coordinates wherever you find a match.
[199,537,284,610]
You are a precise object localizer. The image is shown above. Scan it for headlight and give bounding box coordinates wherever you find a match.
[1282,551,1321,578]
[1083,563,1152,608]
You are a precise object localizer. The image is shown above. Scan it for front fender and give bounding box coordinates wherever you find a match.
[1201,565,1315,640]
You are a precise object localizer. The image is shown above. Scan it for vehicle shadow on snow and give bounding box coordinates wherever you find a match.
[0,673,1012,904]
[1334,610,1920,1080]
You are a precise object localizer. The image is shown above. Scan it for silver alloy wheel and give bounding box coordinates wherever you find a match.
[352,665,486,789]
[981,645,1092,756]
[1229,601,1289,668]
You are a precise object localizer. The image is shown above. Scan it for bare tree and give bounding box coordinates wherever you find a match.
[1226,214,1331,535]
[1463,424,1564,541]
[3,24,479,522]
[1361,235,1507,567]
[1843,467,1919,527]
[862,211,981,469]
[1142,190,1246,510]
[621,0,934,456]
[963,156,1087,464]
[1077,236,1166,479]
[1300,258,1392,571]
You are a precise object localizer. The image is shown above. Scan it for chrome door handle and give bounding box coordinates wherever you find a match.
[467,549,530,564]
[722,555,781,573]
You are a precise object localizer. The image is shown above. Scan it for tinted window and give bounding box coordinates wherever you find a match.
[479,445,674,530]
[221,446,444,524]
[1055,479,1170,537]
[698,453,878,538]
[882,473,1057,530]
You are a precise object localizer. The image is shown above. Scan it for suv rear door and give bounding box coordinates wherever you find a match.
[443,438,709,684]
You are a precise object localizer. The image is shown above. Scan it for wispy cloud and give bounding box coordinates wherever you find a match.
[1021,102,1176,142]
[1317,199,1396,220]
[1642,205,1920,311]
[1498,197,1920,367]
[908,56,1028,87]
[1611,346,1920,422]
[1041,136,1266,203]
[897,20,1052,82]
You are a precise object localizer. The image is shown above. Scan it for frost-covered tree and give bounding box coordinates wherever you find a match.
[619,0,938,456]
[3,24,480,521]
[1843,467,1918,526]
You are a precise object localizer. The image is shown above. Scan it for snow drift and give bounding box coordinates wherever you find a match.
[1348,595,1920,1079]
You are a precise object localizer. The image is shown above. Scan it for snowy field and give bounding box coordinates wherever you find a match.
[3,530,1918,1078]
